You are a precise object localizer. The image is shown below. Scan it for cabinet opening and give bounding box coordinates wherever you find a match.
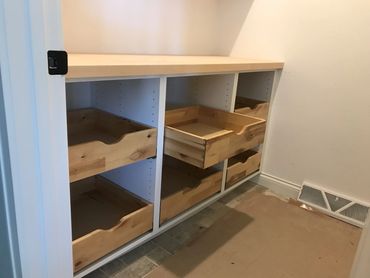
[71,176,153,272]
[235,71,274,120]
[67,108,157,182]
[226,150,261,188]
[160,156,223,224]
[234,96,269,120]
[166,74,235,111]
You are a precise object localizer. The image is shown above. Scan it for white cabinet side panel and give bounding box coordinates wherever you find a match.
[191,74,235,111]
[92,78,160,127]
[66,82,92,109]
[102,159,155,203]
[228,73,239,112]
[259,70,281,171]
[166,74,235,111]
[166,77,194,108]
[152,77,166,230]
[237,71,275,101]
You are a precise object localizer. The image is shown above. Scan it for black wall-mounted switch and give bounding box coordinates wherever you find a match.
[47,50,68,75]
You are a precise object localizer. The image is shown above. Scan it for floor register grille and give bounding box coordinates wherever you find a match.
[298,183,369,227]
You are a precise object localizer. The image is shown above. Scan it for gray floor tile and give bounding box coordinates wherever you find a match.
[114,257,156,278]
[219,182,259,207]
[146,246,172,266]
[134,241,158,255]
[152,232,183,255]
[120,247,146,265]
[119,241,160,266]
[99,257,127,276]
[193,203,229,227]
[84,269,108,278]
[166,221,205,245]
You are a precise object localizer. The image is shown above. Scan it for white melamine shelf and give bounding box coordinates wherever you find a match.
[67,54,284,80]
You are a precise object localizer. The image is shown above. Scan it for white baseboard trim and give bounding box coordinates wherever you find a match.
[252,173,301,200]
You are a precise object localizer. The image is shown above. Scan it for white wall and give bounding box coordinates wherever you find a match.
[61,0,212,54]
[61,0,251,55]
[232,1,370,202]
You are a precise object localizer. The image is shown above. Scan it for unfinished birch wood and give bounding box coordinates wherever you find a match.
[234,96,269,120]
[71,176,153,272]
[68,108,157,182]
[67,54,284,80]
[164,106,266,168]
[160,156,222,223]
[226,150,261,188]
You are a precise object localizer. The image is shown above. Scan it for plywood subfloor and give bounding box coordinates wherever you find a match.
[85,183,361,278]
[147,189,361,278]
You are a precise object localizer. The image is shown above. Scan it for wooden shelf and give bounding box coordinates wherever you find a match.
[71,176,153,272]
[68,108,157,182]
[160,156,222,224]
[67,54,284,80]
[164,106,266,168]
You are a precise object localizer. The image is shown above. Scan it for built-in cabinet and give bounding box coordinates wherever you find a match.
[65,54,283,276]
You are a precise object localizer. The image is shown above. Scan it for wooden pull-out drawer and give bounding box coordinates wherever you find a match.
[160,156,222,224]
[164,106,266,168]
[234,96,269,120]
[226,150,261,188]
[68,108,157,182]
[71,176,153,272]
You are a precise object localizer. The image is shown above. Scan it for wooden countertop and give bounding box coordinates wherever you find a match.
[67,54,284,80]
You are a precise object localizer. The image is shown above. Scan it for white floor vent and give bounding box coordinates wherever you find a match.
[298,183,369,227]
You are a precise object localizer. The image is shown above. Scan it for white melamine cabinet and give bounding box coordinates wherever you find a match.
[66,54,284,276]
